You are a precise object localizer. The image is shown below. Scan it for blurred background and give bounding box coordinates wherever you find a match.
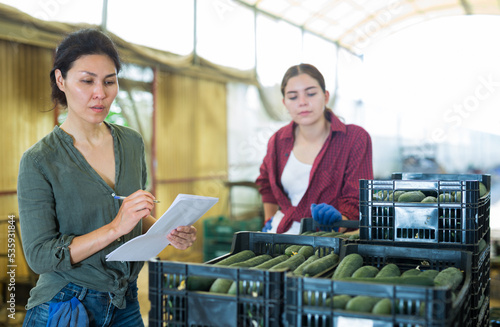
[0,0,499,325]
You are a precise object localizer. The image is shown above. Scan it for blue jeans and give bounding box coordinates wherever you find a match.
[22,281,144,327]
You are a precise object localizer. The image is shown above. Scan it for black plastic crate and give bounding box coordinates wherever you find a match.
[469,244,490,309]
[361,228,490,311]
[470,271,490,326]
[471,294,490,327]
[471,296,490,327]
[284,243,472,327]
[149,232,343,327]
[359,174,490,246]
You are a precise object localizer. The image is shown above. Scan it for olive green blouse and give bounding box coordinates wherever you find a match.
[17,122,147,310]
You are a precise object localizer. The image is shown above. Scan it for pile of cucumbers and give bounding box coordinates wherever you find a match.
[184,243,339,294]
[306,253,464,314]
[373,182,488,203]
[177,246,466,317]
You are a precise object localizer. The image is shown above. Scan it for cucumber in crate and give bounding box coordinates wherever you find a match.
[283,243,472,327]
[359,173,490,245]
[359,173,491,326]
[148,231,343,327]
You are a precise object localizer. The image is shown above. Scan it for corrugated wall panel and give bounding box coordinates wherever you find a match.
[154,71,229,262]
[0,40,54,194]
[0,40,54,296]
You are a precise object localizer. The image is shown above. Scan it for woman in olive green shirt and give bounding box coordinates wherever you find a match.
[18,28,197,327]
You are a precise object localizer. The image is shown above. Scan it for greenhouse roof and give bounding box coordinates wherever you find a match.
[236,0,500,55]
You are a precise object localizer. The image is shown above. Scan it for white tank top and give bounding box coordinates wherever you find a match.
[267,151,312,234]
[281,151,312,206]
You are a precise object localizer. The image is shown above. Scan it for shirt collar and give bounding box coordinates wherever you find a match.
[279,110,346,141]
[54,121,115,144]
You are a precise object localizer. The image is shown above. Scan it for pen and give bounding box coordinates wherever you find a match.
[112,193,160,203]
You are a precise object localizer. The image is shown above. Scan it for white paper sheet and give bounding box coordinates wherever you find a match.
[106,194,218,261]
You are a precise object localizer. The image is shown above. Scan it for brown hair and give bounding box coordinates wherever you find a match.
[280,63,332,120]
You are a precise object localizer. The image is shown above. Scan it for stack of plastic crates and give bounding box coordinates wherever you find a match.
[358,173,491,326]
[149,232,343,327]
[203,215,262,261]
[284,243,472,327]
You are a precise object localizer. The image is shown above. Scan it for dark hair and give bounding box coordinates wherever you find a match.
[280,63,326,96]
[280,63,333,120]
[50,28,121,108]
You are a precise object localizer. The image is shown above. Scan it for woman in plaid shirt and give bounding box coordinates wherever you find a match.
[256,64,373,234]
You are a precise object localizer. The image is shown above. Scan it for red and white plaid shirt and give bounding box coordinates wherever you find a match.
[256,112,373,233]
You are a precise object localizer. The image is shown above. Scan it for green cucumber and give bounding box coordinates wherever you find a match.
[373,190,384,201]
[372,298,392,314]
[227,254,289,295]
[293,254,320,276]
[439,193,454,203]
[388,190,406,201]
[375,264,400,278]
[186,250,255,291]
[421,196,437,203]
[479,182,488,197]
[233,254,273,268]
[352,265,379,278]
[328,294,352,309]
[323,294,352,309]
[348,233,360,240]
[419,269,439,280]
[332,253,363,280]
[315,248,333,258]
[215,250,256,265]
[401,268,421,277]
[164,274,182,288]
[398,191,426,202]
[303,252,339,277]
[238,254,305,295]
[285,244,302,256]
[434,267,463,291]
[298,245,315,259]
[252,255,289,270]
[269,253,305,271]
[208,278,234,294]
[399,276,434,286]
[341,276,434,287]
[346,296,381,312]
[208,254,271,293]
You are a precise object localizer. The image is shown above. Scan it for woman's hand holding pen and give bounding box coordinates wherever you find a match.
[68,190,157,264]
[167,226,197,250]
[112,191,197,250]
[112,190,156,236]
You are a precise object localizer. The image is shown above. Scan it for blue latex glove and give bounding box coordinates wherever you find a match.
[47,297,89,327]
[311,203,342,231]
[262,217,273,232]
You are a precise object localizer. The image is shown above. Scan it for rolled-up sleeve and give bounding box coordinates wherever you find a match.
[256,135,278,205]
[338,127,373,221]
[18,152,75,274]
[256,159,277,204]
